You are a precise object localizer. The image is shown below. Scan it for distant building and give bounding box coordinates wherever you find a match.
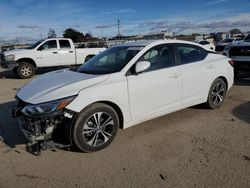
[134,32,174,40]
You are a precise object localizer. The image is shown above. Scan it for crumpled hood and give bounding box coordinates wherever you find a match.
[17,69,109,104]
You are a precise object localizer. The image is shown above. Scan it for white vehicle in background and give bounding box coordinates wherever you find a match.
[197,40,215,50]
[12,40,234,154]
[0,38,106,79]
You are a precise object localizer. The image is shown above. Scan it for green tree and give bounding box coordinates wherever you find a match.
[229,28,242,35]
[63,28,84,42]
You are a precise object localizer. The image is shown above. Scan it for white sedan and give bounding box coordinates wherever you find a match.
[197,40,215,50]
[13,40,234,153]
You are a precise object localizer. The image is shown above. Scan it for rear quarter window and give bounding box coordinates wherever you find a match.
[176,44,207,64]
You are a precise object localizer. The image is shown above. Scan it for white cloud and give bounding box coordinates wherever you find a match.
[135,12,250,34]
[103,8,136,14]
[204,0,228,6]
[17,25,41,29]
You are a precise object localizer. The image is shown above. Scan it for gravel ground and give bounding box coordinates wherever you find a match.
[0,67,250,188]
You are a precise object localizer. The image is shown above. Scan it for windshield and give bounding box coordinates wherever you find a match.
[26,40,45,49]
[77,46,143,75]
[220,39,233,43]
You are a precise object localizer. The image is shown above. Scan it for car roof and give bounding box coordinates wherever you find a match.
[120,39,204,48]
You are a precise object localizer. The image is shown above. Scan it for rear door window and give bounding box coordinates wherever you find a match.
[59,40,71,49]
[176,44,207,64]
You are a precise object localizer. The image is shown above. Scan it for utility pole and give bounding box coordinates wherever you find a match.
[117,19,121,40]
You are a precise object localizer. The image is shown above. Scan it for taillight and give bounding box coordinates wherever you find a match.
[228,60,234,67]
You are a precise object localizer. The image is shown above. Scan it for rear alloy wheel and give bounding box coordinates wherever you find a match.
[17,62,35,79]
[72,103,119,152]
[206,78,227,109]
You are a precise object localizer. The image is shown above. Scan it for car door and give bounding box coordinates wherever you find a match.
[127,44,182,121]
[58,39,75,66]
[35,39,60,67]
[175,44,216,106]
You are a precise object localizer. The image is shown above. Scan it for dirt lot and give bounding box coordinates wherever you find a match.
[0,67,250,188]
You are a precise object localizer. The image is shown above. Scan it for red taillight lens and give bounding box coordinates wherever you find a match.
[228,60,234,67]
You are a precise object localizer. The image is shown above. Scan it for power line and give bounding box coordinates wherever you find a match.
[117,19,121,39]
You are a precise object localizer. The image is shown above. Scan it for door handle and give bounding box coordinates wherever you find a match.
[169,72,180,79]
[69,51,74,53]
[52,52,58,54]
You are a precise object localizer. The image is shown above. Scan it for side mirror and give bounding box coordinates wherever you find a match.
[135,61,151,74]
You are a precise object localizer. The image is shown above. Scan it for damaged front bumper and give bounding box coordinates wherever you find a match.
[12,101,77,155]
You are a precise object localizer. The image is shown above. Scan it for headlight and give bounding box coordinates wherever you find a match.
[21,96,76,116]
[5,54,15,61]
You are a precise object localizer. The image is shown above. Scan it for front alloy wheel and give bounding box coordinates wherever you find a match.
[72,103,119,152]
[16,62,35,79]
[83,112,114,147]
[206,78,227,109]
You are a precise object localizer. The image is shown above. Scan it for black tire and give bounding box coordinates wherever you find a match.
[206,78,227,109]
[17,62,35,79]
[72,103,119,152]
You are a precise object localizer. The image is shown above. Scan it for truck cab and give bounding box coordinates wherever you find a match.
[0,38,105,79]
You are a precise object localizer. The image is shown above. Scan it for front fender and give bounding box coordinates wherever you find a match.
[65,76,131,127]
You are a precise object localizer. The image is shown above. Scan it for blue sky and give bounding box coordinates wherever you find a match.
[0,0,250,43]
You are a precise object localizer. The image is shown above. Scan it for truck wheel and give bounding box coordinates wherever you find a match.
[72,103,119,152]
[17,62,35,79]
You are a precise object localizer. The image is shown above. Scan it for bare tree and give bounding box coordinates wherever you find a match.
[48,28,57,38]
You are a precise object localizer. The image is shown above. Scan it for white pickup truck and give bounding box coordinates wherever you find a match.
[0,38,106,78]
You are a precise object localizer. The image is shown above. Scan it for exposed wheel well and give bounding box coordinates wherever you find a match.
[85,55,95,62]
[17,58,37,67]
[94,101,124,129]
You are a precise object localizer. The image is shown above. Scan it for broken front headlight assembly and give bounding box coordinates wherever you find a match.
[21,96,76,116]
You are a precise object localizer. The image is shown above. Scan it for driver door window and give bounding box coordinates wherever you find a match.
[38,40,57,50]
[137,45,175,72]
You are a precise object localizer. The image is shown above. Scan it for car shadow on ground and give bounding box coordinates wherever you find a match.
[0,100,27,148]
[0,66,72,79]
[232,101,250,124]
[234,78,250,86]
